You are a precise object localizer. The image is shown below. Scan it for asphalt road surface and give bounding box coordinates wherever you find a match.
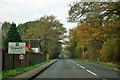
[34,59,120,80]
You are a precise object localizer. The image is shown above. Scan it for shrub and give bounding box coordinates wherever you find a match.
[101,38,120,64]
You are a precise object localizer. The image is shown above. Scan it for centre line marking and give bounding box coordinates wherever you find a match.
[86,70,97,76]
[80,66,85,69]
[73,62,76,63]
[68,60,97,76]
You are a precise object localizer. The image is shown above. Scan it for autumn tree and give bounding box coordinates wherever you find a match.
[68,2,120,23]
[67,28,83,58]
[100,38,120,64]
[66,1,120,62]
[17,15,67,59]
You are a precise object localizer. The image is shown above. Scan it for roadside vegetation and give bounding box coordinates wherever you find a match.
[1,15,67,79]
[65,1,120,67]
[76,59,120,69]
[2,60,53,78]
[2,15,67,59]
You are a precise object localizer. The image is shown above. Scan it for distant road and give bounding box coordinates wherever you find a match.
[34,59,120,80]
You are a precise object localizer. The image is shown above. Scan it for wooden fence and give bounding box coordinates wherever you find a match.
[2,49,46,70]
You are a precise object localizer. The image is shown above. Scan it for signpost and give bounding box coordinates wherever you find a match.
[8,42,26,68]
[19,54,25,67]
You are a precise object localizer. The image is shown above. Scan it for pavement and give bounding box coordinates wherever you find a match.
[6,59,57,80]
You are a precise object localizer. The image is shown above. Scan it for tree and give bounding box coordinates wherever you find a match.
[2,21,11,37]
[4,23,22,49]
[100,38,120,64]
[66,28,79,58]
[67,1,120,62]
[7,23,22,42]
[17,15,67,59]
[68,2,120,23]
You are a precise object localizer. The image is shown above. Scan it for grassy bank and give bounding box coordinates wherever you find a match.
[2,60,53,78]
[76,59,120,70]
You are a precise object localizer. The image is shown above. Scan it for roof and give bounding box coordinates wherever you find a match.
[22,39,40,48]
[22,39,41,40]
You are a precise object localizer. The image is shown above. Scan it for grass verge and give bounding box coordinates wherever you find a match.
[76,59,120,70]
[2,60,53,78]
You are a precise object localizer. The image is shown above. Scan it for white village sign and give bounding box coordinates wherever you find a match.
[8,42,26,54]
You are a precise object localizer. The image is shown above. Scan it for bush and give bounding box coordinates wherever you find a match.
[101,38,120,64]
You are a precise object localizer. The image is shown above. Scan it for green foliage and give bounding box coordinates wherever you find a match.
[2,21,11,37]
[2,60,53,78]
[7,23,22,42]
[87,40,101,61]
[2,23,22,49]
[2,22,11,49]
[68,2,120,23]
[101,38,120,64]
[69,41,77,58]
[2,35,9,49]
[17,15,67,59]
[67,28,78,58]
[77,59,120,69]
[17,23,29,36]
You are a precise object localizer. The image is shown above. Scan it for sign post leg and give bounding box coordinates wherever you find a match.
[29,54,31,68]
[13,54,14,69]
[10,55,12,69]
[20,60,22,67]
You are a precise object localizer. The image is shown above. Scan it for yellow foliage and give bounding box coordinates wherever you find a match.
[85,51,88,55]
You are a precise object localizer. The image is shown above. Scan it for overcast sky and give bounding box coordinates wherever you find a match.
[0,0,78,31]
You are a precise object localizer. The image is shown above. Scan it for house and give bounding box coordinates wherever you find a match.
[22,39,41,54]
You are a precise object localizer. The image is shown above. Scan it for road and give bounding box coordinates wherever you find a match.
[33,59,120,80]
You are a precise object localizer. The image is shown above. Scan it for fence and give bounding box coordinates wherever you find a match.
[2,49,46,70]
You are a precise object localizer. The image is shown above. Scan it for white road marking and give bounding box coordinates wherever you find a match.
[72,62,74,63]
[68,59,97,76]
[80,66,85,69]
[86,70,97,76]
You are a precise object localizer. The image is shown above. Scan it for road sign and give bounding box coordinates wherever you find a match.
[8,42,26,54]
[19,54,25,60]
